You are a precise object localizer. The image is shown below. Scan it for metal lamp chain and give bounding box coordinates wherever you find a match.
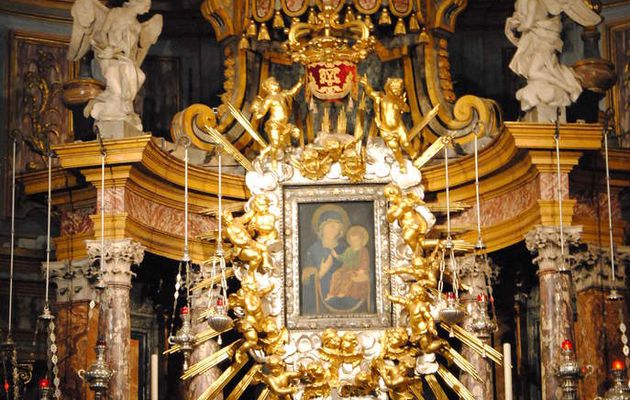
[43,152,61,399]
[44,153,53,310]
[8,138,16,337]
[554,112,566,270]
[603,127,617,285]
[474,130,483,246]
[444,146,452,241]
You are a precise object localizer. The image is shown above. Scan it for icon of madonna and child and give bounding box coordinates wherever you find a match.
[299,202,376,316]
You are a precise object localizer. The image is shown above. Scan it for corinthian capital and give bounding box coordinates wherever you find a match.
[572,244,629,292]
[44,258,94,303]
[86,239,145,288]
[525,225,581,273]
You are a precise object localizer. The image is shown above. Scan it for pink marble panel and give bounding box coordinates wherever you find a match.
[60,207,95,236]
[451,179,538,227]
[124,190,216,238]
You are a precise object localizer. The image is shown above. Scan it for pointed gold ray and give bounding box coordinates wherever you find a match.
[181,339,242,380]
[408,104,441,143]
[196,357,248,400]
[225,101,268,149]
[424,375,448,400]
[192,268,235,292]
[436,364,476,400]
[410,383,426,400]
[200,202,246,216]
[226,364,262,400]
[205,125,254,171]
[412,130,452,169]
[194,326,233,345]
[257,388,270,400]
[440,347,482,381]
[440,323,503,365]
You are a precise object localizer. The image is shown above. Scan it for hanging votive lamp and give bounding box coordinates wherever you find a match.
[603,360,630,400]
[440,292,465,324]
[39,378,50,400]
[170,307,194,371]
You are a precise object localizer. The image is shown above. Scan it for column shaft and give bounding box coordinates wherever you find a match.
[87,239,144,400]
[525,225,581,400]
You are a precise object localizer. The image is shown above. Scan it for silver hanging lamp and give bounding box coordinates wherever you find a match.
[470,124,498,338]
[438,144,464,326]
[206,144,233,337]
[168,137,195,371]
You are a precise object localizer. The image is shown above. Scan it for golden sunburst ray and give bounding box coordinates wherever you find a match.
[410,383,426,399]
[225,101,268,149]
[440,347,482,382]
[163,326,233,355]
[181,339,242,381]
[192,268,235,292]
[225,364,262,400]
[436,364,476,400]
[257,388,270,400]
[424,374,448,400]
[200,201,246,216]
[196,357,248,400]
[194,326,233,344]
[440,322,503,365]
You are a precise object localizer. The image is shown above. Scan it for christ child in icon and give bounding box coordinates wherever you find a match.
[326,225,370,301]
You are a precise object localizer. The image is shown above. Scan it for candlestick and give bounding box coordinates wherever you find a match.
[151,354,158,400]
[504,343,513,400]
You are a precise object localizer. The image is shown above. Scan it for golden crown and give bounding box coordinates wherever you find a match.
[284,5,375,65]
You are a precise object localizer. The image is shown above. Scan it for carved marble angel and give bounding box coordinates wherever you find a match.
[68,0,163,132]
[505,0,600,121]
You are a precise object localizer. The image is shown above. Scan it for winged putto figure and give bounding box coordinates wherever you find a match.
[68,0,163,133]
[505,0,600,122]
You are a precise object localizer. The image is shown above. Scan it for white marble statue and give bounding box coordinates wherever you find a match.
[68,0,163,135]
[505,0,600,122]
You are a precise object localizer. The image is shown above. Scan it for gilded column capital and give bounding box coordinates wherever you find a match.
[44,258,95,303]
[572,245,629,292]
[525,225,582,273]
[86,238,145,288]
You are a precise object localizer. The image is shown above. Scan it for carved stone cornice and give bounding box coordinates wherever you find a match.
[44,258,94,303]
[525,225,582,274]
[86,239,145,288]
[572,245,630,292]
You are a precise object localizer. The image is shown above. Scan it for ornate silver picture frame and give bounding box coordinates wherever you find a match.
[283,183,393,330]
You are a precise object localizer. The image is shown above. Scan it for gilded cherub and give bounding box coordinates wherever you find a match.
[251,77,303,167]
[388,283,447,354]
[372,328,422,400]
[228,281,276,362]
[318,329,363,383]
[255,355,304,400]
[388,241,443,289]
[383,184,430,256]
[291,144,333,180]
[221,210,272,276]
[339,141,366,183]
[238,194,279,245]
[360,76,417,172]
[300,362,332,400]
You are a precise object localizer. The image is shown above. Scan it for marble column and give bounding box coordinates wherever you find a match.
[572,245,630,398]
[525,225,581,400]
[48,258,99,400]
[184,267,223,400]
[458,255,498,400]
[87,239,145,400]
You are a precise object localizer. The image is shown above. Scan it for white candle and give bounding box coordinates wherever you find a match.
[151,354,158,400]
[503,343,513,400]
